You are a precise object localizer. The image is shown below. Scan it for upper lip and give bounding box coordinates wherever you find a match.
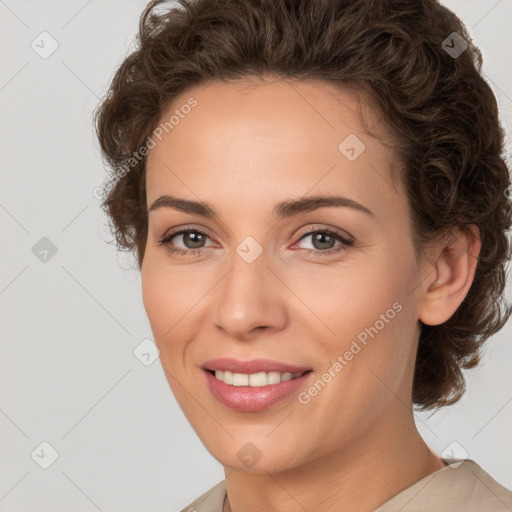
[202,358,312,374]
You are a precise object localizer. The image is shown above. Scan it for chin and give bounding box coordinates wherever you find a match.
[200,434,307,474]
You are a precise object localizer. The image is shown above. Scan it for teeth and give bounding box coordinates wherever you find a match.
[213,370,304,387]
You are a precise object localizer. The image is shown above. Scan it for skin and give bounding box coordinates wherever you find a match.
[141,77,481,512]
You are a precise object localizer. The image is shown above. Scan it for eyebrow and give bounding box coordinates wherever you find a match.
[148,194,374,219]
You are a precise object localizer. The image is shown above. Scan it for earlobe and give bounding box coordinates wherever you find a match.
[418,225,481,326]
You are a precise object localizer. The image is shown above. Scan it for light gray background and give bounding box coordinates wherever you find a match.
[1,1,511,510]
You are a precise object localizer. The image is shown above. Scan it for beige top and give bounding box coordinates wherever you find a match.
[179,459,512,512]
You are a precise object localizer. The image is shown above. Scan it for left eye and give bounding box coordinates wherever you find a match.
[295,229,353,252]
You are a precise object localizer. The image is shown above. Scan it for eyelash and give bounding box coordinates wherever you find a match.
[157,225,354,259]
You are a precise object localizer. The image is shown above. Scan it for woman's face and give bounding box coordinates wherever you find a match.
[142,78,429,472]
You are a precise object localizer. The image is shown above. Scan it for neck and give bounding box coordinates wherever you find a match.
[223,407,446,512]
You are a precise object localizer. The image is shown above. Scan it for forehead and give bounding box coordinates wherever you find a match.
[151,78,374,152]
[145,78,404,221]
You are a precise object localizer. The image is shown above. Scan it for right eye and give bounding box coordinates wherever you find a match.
[158,228,215,257]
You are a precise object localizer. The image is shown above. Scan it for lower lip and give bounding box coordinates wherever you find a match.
[203,369,313,412]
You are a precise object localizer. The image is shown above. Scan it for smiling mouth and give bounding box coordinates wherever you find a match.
[205,369,313,387]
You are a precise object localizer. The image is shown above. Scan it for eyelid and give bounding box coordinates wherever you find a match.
[160,223,353,246]
[159,225,218,251]
[294,223,354,241]
[160,224,216,241]
[158,227,353,268]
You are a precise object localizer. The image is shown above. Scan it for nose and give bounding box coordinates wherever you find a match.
[212,252,288,340]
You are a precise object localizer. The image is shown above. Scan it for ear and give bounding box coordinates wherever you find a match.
[418,225,481,326]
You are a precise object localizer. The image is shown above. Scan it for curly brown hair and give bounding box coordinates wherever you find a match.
[94,0,512,410]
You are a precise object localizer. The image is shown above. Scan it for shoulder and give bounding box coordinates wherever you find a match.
[179,480,227,512]
[377,459,512,512]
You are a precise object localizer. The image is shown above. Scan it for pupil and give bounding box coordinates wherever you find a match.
[185,231,204,248]
[182,232,336,250]
[314,232,334,250]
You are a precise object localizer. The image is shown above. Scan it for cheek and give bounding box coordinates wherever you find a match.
[290,259,407,334]
[141,257,207,355]
[141,263,191,400]
[287,249,417,382]
[141,265,168,336]
[141,255,186,348]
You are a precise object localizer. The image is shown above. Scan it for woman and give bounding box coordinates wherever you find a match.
[94,0,512,510]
